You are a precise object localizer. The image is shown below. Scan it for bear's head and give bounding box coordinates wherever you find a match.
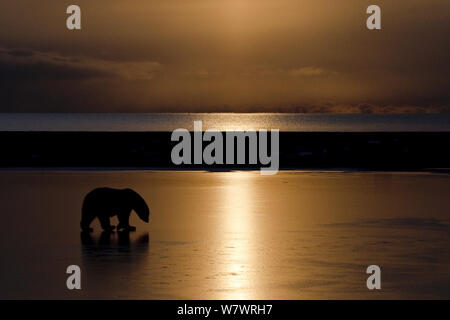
[125,188,150,223]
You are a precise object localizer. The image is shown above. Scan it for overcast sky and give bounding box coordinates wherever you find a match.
[0,0,449,113]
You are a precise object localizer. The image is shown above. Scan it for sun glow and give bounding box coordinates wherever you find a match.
[216,172,257,299]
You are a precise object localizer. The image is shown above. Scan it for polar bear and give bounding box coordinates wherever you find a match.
[81,187,150,232]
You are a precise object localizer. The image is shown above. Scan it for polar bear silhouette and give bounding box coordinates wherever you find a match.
[81,187,150,232]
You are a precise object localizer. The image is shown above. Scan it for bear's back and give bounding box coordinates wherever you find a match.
[83,187,128,213]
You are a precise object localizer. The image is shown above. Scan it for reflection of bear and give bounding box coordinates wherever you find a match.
[81,188,150,232]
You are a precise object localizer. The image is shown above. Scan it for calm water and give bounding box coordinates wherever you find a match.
[0,170,449,299]
[1,113,450,132]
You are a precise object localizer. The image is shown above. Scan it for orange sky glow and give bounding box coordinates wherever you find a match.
[0,0,448,113]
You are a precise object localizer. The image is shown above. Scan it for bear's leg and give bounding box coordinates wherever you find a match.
[98,215,115,232]
[117,211,136,231]
[80,213,95,232]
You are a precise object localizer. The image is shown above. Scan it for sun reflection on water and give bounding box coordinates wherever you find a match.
[216,171,257,299]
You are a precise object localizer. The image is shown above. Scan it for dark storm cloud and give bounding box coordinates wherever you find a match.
[0,48,161,82]
[2,49,35,58]
[0,49,109,81]
[0,48,163,112]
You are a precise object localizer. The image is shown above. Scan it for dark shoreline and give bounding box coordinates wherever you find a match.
[1,131,449,171]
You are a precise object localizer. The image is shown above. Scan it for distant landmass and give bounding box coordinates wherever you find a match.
[1,131,449,171]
